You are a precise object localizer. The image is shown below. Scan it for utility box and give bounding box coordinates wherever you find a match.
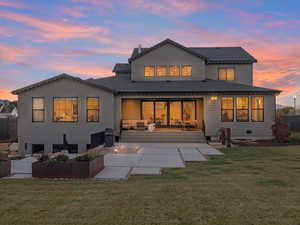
[104,128,114,147]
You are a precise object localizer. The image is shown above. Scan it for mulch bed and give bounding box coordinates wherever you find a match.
[234,139,300,147]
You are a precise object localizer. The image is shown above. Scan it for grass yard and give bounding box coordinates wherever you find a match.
[1,146,300,225]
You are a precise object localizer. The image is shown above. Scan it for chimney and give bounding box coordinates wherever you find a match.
[138,44,142,54]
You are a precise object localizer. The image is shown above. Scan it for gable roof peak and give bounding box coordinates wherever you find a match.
[128,38,209,62]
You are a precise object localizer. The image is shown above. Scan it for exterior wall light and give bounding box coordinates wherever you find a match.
[210,96,218,101]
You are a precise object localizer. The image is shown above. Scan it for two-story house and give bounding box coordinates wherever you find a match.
[12,39,280,154]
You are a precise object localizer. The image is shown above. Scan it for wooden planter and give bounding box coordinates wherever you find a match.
[0,154,11,178]
[32,156,104,179]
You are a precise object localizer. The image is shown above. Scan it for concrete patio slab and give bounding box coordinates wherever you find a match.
[138,148,179,155]
[178,148,200,154]
[138,155,185,168]
[197,147,224,155]
[95,167,131,180]
[180,153,208,162]
[11,157,37,174]
[5,173,32,179]
[104,154,142,167]
[131,167,161,175]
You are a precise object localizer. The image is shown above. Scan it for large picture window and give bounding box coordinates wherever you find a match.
[32,97,44,122]
[218,68,235,81]
[236,97,249,121]
[87,97,99,122]
[251,96,264,122]
[221,97,234,122]
[181,65,192,76]
[144,66,155,77]
[53,97,78,122]
[156,66,168,76]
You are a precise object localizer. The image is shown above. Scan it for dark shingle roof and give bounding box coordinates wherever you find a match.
[129,39,257,64]
[12,74,115,95]
[113,63,131,73]
[86,75,280,94]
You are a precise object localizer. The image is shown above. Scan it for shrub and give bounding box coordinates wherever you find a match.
[272,116,290,142]
[38,154,49,162]
[54,154,69,162]
[75,154,89,162]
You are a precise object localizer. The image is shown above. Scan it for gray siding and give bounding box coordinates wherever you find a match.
[18,78,114,154]
[204,95,275,139]
[205,64,253,85]
[131,43,206,81]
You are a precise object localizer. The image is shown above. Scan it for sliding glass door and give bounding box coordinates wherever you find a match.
[155,101,168,126]
[170,101,182,125]
[142,101,154,122]
[141,100,197,127]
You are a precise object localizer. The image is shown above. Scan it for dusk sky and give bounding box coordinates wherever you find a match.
[0,0,299,105]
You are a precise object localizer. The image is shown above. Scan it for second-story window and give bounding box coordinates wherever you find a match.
[87,97,99,122]
[32,97,45,122]
[156,66,168,76]
[144,66,155,77]
[169,65,180,76]
[182,65,192,76]
[218,68,235,81]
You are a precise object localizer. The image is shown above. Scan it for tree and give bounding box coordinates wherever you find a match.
[277,107,295,116]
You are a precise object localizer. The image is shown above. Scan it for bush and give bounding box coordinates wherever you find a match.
[38,154,49,162]
[272,116,290,142]
[75,154,89,162]
[54,154,69,162]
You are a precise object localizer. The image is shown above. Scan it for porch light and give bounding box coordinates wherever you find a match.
[210,96,218,101]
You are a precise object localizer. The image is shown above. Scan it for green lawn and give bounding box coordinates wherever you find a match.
[1,146,300,225]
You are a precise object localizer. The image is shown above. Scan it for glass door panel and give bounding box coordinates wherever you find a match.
[142,101,154,122]
[170,101,182,126]
[183,101,196,122]
[155,101,168,126]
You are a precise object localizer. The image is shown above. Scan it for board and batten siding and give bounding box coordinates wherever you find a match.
[205,64,253,85]
[204,95,276,139]
[131,43,206,81]
[17,78,115,154]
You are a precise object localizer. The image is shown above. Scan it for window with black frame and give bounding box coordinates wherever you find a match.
[236,97,249,121]
[53,97,78,122]
[251,96,264,122]
[87,97,99,122]
[32,97,44,122]
[221,97,234,122]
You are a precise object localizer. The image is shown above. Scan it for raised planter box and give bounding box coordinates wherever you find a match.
[0,154,11,178]
[32,156,104,179]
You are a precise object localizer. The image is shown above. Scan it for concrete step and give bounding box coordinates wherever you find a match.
[120,131,205,143]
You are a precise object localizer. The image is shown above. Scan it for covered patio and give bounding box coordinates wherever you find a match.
[121,98,204,131]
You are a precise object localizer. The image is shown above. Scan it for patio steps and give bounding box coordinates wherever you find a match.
[120,130,205,143]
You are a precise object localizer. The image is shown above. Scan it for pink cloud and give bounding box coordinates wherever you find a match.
[0,44,38,64]
[54,48,131,57]
[44,61,113,77]
[264,20,300,28]
[126,0,212,16]
[71,0,114,8]
[60,6,86,18]
[0,0,27,9]
[0,88,17,100]
[0,10,111,43]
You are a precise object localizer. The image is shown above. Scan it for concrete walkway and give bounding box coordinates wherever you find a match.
[3,143,223,180]
[95,143,223,180]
